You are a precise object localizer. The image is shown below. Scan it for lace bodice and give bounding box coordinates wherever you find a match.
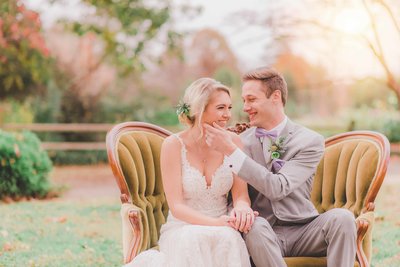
[174,134,233,218]
[127,134,251,267]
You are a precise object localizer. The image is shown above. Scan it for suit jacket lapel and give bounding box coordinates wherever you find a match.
[279,119,295,143]
[251,135,265,164]
[278,119,296,161]
[251,119,297,169]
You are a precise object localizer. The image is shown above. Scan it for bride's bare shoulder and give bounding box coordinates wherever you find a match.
[163,132,185,150]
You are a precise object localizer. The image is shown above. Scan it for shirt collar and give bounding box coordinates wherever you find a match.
[268,116,287,136]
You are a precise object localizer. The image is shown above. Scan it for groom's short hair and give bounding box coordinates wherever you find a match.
[242,67,288,106]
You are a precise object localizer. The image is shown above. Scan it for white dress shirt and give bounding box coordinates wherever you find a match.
[228,116,288,174]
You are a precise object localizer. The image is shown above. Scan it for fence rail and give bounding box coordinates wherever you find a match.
[41,142,106,150]
[2,123,112,150]
[2,123,400,153]
[2,123,114,132]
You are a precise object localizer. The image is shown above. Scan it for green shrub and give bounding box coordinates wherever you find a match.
[47,150,108,165]
[0,100,35,124]
[0,130,52,199]
[339,108,400,142]
[383,119,400,142]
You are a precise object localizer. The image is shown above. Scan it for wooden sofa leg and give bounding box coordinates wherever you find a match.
[356,219,370,267]
[126,209,142,263]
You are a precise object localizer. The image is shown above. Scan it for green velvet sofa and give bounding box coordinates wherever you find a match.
[106,121,390,267]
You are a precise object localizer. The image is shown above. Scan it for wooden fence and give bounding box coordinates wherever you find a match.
[2,123,113,150]
[1,123,400,153]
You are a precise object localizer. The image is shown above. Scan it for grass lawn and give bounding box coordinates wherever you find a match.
[0,199,122,267]
[370,169,400,267]
[1,158,399,267]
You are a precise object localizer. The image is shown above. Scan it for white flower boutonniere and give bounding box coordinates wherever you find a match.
[268,136,287,160]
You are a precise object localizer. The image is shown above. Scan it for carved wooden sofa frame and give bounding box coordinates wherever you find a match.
[106,121,390,267]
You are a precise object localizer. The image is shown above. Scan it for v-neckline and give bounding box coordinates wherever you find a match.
[184,157,226,189]
[178,136,226,189]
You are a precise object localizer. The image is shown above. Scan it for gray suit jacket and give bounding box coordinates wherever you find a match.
[238,119,324,225]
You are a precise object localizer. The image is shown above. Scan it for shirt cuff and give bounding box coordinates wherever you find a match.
[227,148,247,174]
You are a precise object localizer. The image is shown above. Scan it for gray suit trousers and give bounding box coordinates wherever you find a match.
[244,208,357,267]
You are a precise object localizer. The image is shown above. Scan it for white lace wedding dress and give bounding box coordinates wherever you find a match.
[124,134,250,267]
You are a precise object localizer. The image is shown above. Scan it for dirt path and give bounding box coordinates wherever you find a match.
[50,164,119,200]
[51,156,400,200]
[385,155,400,185]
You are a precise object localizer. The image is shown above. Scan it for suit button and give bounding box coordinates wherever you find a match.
[229,165,233,168]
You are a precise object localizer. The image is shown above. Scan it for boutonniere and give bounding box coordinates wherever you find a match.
[268,136,287,160]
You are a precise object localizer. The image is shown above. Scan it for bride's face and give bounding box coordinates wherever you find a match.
[202,90,232,127]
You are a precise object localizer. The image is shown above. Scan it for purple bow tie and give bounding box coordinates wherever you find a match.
[255,128,278,139]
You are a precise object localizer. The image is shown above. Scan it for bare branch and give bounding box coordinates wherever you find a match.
[363,0,385,58]
[376,0,400,38]
[362,35,385,66]
[361,22,398,95]
[362,0,397,85]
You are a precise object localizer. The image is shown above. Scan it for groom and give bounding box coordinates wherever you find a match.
[204,67,356,267]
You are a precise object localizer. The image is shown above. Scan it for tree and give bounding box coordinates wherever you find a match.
[274,52,337,117]
[306,0,400,109]
[360,0,400,109]
[236,0,400,109]
[189,28,239,77]
[45,0,184,124]
[54,0,180,76]
[142,28,242,103]
[0,1,51,101]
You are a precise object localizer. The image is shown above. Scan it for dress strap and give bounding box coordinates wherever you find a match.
[171,133,188,160]
[172,133,184,146]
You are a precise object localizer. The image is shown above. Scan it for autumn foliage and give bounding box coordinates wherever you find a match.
[0,1,51,100]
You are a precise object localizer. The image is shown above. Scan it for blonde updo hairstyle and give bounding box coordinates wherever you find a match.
[178,78,230,135]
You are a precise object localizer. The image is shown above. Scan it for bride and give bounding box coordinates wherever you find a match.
[125,78,256,267]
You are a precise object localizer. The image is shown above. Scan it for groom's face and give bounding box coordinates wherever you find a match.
[241,80,275,128]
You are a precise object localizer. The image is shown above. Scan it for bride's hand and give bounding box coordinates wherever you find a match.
[217,215,236,227]
[230,207,259,233]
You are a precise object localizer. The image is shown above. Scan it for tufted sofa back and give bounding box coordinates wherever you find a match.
[311,132,388,216]
[108,123,389,265]
[118,131,169,250]
[311,131,389,262]
[107,122,172,254]
[312,139,378,216]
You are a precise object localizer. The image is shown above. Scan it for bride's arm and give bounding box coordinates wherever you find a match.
[230,133,257,233]
[161,136,232,227]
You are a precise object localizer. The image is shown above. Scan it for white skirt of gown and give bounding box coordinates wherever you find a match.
[125,134,251,267]
[124,212,251,267]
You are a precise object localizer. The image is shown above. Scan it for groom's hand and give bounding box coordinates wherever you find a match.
[203,123,237,155]
[230,208,259,233]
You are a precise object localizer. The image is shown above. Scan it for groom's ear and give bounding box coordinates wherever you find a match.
[272,90,281,99]
[272,90,282,104]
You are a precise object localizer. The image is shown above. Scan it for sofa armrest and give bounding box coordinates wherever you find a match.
[121,203,145,264]
[355,211,375,267]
